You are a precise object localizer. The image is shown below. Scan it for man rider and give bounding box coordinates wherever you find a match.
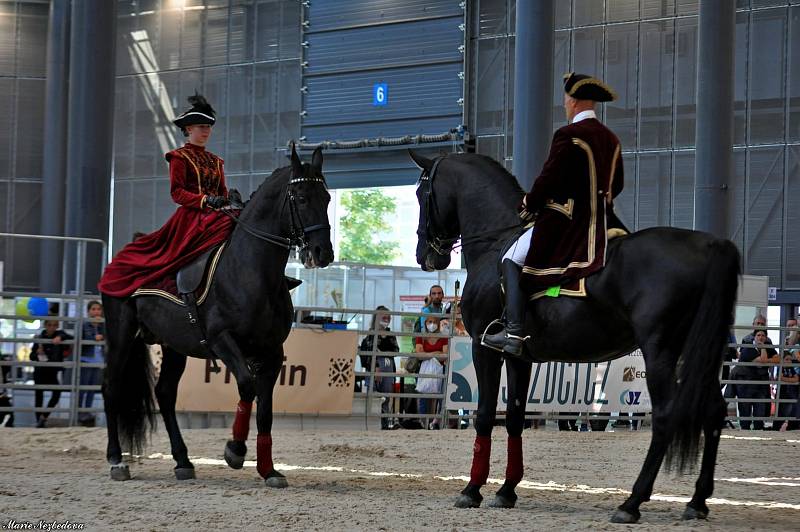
[483,73,625,359]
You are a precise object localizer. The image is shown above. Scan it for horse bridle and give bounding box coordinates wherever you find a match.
[417,156,460,256]
[219,175,330,252]
[417,156,526,256]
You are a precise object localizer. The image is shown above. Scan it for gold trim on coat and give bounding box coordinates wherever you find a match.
[522,137,598,276]
[607,144,621,202]
[544,198,574,219]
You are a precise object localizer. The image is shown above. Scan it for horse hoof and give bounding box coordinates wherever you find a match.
[109,464,130,481]
[265,472,288,489]
[682,505,708,520]
[454,494,481,508]
[487,494,516,509]
[224,443,246,470]
[610,509,639,524]
[174,467,196,481]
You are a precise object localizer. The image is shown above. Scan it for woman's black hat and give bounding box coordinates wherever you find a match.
[172,93,216,129]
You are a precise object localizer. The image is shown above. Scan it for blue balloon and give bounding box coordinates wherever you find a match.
[28,297,49,317]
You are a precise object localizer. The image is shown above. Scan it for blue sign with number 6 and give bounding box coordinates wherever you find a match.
[373,83,388,106]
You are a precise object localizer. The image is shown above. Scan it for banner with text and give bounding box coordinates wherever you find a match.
[176,329,357,414]
[446,336,651,412]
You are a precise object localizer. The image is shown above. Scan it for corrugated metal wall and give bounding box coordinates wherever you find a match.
[300,0,467,188]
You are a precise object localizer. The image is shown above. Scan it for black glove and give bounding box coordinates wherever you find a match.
[205,195,229,209]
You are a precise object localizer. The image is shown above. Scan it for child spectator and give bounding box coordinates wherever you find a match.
[30,320,73,427]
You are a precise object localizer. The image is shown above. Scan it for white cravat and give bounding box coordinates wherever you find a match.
[572,110,597,124]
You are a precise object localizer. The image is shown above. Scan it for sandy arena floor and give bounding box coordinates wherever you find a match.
[1,426,798,531]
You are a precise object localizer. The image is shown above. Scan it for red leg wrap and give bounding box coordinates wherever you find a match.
[470,435,492,486]
[256,433,274,478]
[232,400,253,442]
[505,436,523,484]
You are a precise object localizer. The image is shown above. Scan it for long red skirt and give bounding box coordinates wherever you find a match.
[98,207,235,297]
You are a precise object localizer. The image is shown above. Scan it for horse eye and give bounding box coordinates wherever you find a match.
[296,195,307,204]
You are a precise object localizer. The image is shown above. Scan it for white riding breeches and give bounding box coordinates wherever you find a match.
[502,226,534,266]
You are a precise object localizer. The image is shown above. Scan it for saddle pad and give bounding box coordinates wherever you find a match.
[131,243,227,306]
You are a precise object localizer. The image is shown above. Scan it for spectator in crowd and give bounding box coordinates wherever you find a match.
[359,306,400,430]
[773,352,799,431]
[417,285,445,331]
[0,334,13,427]
[736,326,778,430]
[785,317,799,356]
[415,315,448,429]
[30,319,73,428]
[79,300,105,427]
[445,301,469,337]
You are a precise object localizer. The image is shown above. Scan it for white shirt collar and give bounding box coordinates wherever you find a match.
[572,110,597,124]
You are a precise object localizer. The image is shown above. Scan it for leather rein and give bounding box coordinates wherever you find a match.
[217,175,330,251]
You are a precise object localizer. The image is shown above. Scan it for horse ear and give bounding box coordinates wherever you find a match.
[311,146,323,171]
[290,142,303,177]
[408,149,433,172]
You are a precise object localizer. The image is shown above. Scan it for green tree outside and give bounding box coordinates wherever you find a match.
[338,189,399,264]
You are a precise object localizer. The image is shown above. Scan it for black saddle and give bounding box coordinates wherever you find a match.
[177,248,215,295]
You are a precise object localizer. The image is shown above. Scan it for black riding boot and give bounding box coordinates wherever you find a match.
[482,259,527,358]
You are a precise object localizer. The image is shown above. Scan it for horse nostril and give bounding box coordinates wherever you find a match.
[314,245,321,258]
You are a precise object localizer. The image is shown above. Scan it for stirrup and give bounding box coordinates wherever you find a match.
[480,319,507,352]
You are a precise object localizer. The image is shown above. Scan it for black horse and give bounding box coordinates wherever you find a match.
[101,146,333,487]
[409,150,740,523]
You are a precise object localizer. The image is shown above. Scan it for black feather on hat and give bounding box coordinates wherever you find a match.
[172,92,216,129]
[562,72,616,102]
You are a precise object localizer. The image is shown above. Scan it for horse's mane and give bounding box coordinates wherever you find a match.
[248,165,290,201]
[451,153,526,196]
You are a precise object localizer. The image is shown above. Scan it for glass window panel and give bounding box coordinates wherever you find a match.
[15,79,44,179]
[131,180,156,235]
[476,136,504,164]
[114,77,135,179]
[734,11,748,145]
[637,152,672,229]
[639,20,674,149]
[607,0,640,22]
[604,23,638,147]
[204,5,229,67]
[614,152,636,229]
[477,0,509,37]
[253,62,278,171]
[676,0,698,15]
[155,71,182,173]
[111,180,133,255]
[574,0,605,26]
[749,8,787,144]
[159,8,181,70]
[256,0,279,61]
[752,0,787,8]
[116,8,136,77]
[181,8,203,69]
[0,79,13,177]
[746,147,784,282]
[10,182,42,289]
[202,67,228,155]
[229,2,255,63]
[0,2,16,75]
[642,0,675,18]
[786,145,800,287]
[727,149,747,252]
[153,177,174,230]
[674,17,698,147]
[507,37,515,138]
[133,74,158,177]
[278,61,301,145]
[553,31,571,132]
[555,0,572,29]
[572,26,604,78]
[475,38,508,135]
[226,65,253,174]
[672,151,695,229]
[17,2,48,78]
[279,0,301,60]
[0,181,8,233]
[790,6,800,140]
[737,0,751,7]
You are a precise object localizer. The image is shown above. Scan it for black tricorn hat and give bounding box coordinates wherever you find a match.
[172,92,216,129]
[563,72,616,102]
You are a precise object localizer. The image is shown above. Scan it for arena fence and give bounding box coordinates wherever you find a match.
[1,245,798,430]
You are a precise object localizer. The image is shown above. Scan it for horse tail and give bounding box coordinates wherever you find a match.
[666,237,740,472]
[103,300,156,456]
